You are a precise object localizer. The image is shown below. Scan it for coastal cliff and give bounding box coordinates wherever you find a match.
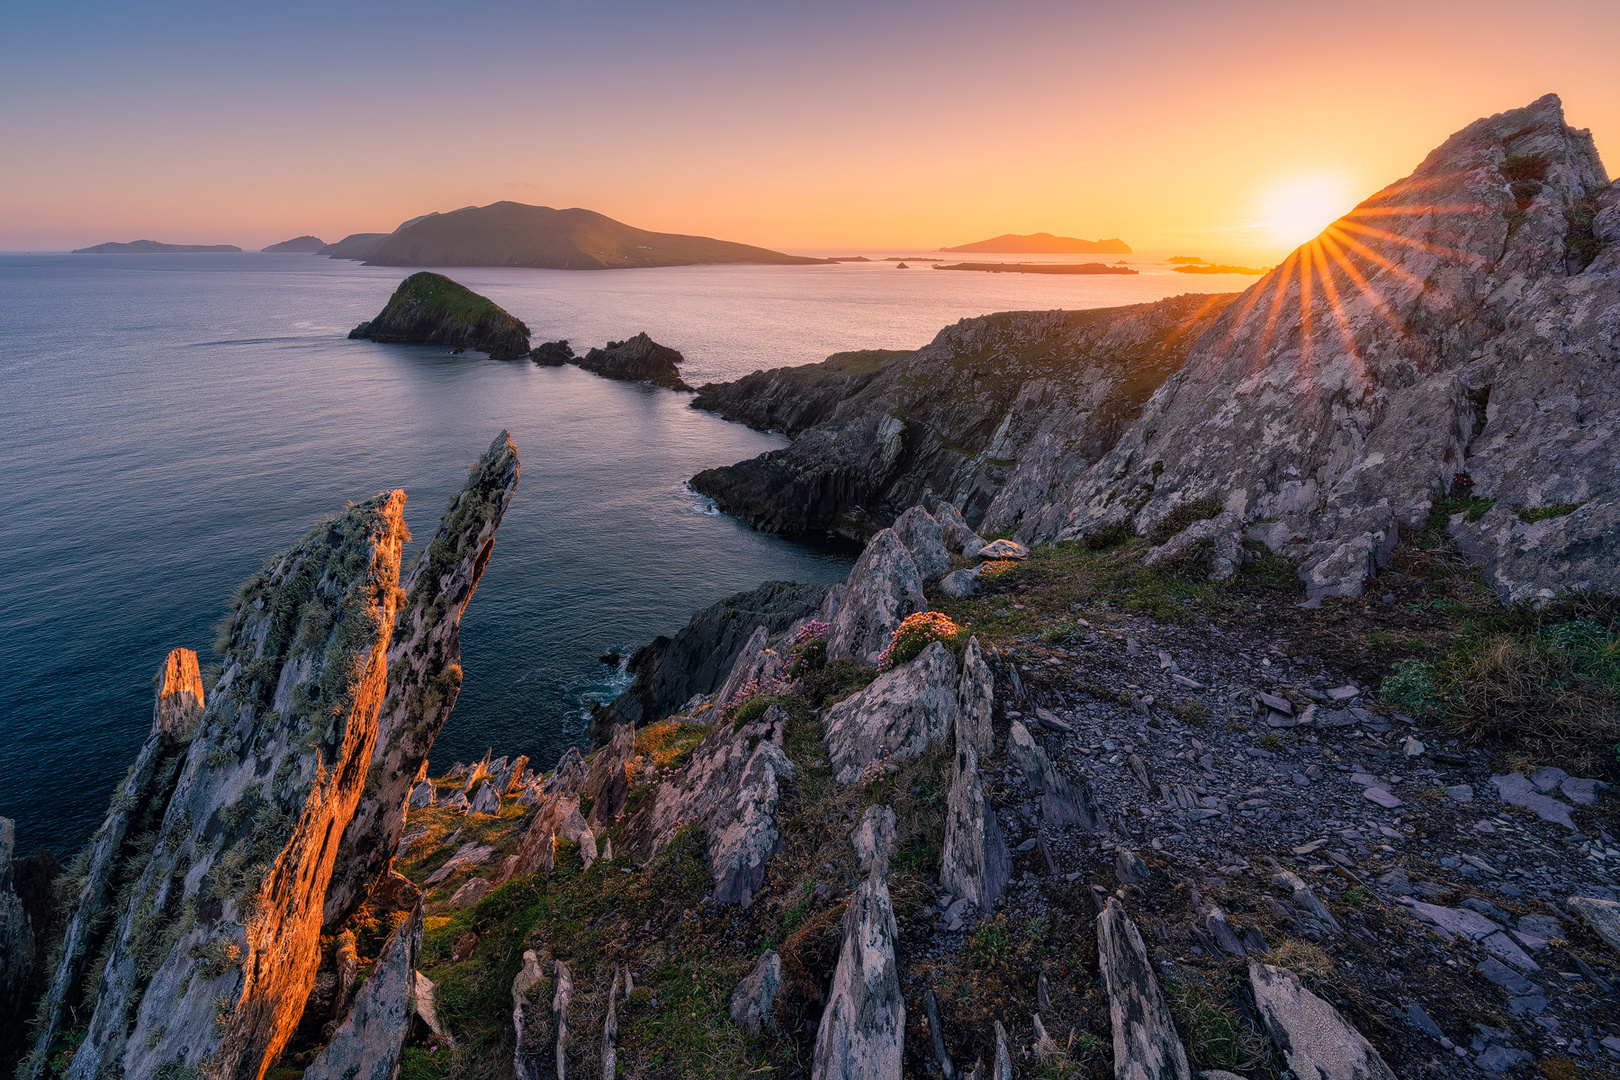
[349,272,531,360]
[689,294,1235,541]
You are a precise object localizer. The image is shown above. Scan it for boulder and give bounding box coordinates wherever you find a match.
[350,273,531,359]
[826,529,926,666]
[892,506,952,582]
[25,649,205,1074]
[469,781,502,815]
[414,971,450,1043]
[1142,510,1248,582]
[1006,720,1095,828]
[496,755,530,794]
[592,580,826,737]
[813,807,904,1080]
[935,501,987,560]
[60,490,409,1080]
[1097,898,1191,1080]
[304,896,425,1080]
[823,641,957,783]
[938,567,981,598]
[1566,895,1620,954]
[938,743,1009,912]
[977,538,1029,560]
[449,878,490,907]
[729,950,783,1036]
[426,842,498,886]
[1249,962,1397,1080]
[325,432,519,931]
[408,781,435,809]
[955,636,994,759]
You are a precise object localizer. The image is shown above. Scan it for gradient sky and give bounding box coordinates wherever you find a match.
[2,0,1616,257]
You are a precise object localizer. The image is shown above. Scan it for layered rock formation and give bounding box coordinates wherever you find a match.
[323,431,520,931]
[1039,94,1618,600]
[59,491,408,1080]
[574,332,692,390]
[825,529,924,665]
[823,641,957,783]
[25,650,206,1076]
[589,580,827,739]
[349,272,531,360]
[690,294,1235,541]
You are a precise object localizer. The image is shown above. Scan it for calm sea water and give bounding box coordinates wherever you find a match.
[0,252,1239,856]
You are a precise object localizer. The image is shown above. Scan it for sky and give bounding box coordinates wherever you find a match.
[2,0,1616,258]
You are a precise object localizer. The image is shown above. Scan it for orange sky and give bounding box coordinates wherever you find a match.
[1,0,1615,259]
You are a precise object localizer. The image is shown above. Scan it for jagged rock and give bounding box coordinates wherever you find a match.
[304,895,425,1080]
[935,501,986,560]
[892,506,952,582]
[58,491,408,1080]
[601,965,621,1080]
[1097,897,1191,1080]
[716,624,784,708]
[977,538,1029,560]
[813,807,903,1080]
[332,931,361,1025]
[25,649,206,1074]
[824,641,957,783]
[729,950,783,1036]
[496,755,530,794]
[1006,720,1095,828]
[551,960,574,1080]
[622,705,793,905]
[1054,95,1620,602]
[426,841,498,886]
[939,742,1009,912]
[592,580,826,737]
[543,746,587,796]
[1249,962,1396,1080]
[450,878,490,907]
[925,988,955,1080]
[1142,511,1248,582]
[513,950,551,1080]
[459,751,493,797]
[826,529,926,666]
[1566,895,1620,954]
[414,971,450,1043]
[993,1021,1013,1080]
[504,795,596,882]
[938,567,981,598]
[443,791,470,813]
[409,781,435,809]
[956,636,994,759]
[469,781,502,815]
[581,722,636,830]
[691,299,1233,542]
[530,339,574,366]
[576,331,692,390]
[350,272,531,359]
[325,433,519,931]
[1268,861,1341,935]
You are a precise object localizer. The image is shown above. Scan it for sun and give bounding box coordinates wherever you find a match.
[1259,175,1356,250]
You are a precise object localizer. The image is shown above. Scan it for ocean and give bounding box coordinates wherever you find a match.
[0,251,1245,856]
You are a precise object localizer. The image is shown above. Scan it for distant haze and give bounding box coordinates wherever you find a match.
[1,0,1616,259]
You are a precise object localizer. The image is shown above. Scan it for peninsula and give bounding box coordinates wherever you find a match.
[349,272,530,360]
[332,202,830,270]
[72,240,241,253]
[942,231,1132,254]
[260,235,326,253]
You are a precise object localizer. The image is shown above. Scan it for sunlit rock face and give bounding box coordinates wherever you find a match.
[1050,93,1618,601]
[64,491,407,1080]
[323,431,520,932]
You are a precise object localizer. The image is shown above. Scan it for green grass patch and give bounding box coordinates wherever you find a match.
[1515,501,1585,523]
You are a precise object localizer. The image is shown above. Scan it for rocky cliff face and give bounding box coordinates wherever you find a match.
[574,332,692,390]
[589,580,827,740]
[689,295,1235,541]
[1036,94,1618,601]
[349,272,531,360]
[322,432,520,932]
[61,491,407,1080]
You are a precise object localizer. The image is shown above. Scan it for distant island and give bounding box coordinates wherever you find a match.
[942,232,1132,254]
[349,272,530,360]
[324,201,831,270]
[261,235,326,253]
[1175,263,1270,275]
[72,240,242,254]
[1168,255,1206,264]
[933,261,1138,275]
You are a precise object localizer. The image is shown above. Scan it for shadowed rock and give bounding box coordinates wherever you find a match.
[503,796,596,883]
[324,432,519,932]
[715,624,785,708]
[581,722,636,831]
[1097,897,1191,1080]
[576,332,692,390]
[350,273,531,359]
[729,950,783,1036]
[935,501,986,560]
[1142,511,1248,582]
[939,743,1009,912]
[812,807,903,1080]
[824,642,957,783]
[892,506,951,582]
[956,636,994,759]
[25,649,206,1076]
[826,529,925,666]
[1566,895,1620,954]
[1249,962,1396,1080]
[304,892,425,1080]
[1007,720,1096,829]
[62,490,409,1080]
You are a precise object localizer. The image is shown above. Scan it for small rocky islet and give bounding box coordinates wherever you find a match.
[1,92,1617,1080]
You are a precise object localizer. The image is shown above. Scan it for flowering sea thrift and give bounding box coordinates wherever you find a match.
[876,611,961,671]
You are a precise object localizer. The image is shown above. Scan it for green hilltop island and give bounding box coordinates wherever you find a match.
[3,94,1619,1080]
